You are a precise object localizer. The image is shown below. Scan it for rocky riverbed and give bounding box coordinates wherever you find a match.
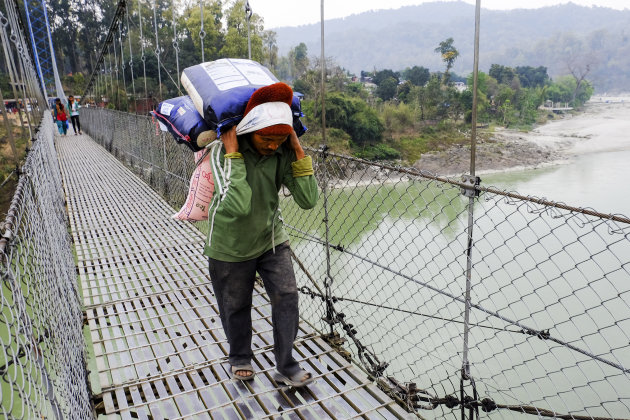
[413,96,630,177]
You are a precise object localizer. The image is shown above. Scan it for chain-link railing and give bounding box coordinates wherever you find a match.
[0,114,93,419]
[81,108,196,211]
[80,107,630,420]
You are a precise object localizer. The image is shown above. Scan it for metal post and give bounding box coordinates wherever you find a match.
[320,0,326,147]
[461,0,482,407]
[318,0,335,335]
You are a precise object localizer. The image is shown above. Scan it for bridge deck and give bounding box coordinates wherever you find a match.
[56,133,408,419]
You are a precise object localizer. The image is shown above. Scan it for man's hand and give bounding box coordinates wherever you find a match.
[288,129,305,160]
[221,126,238,154]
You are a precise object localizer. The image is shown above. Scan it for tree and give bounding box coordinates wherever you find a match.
[546,76,574,103]
[373,69,399,86]
[566,52,596,106]
[375,77,398,101]
[262,31,278,69]
[315,92,384,144]
[180,0,224,64]
[220,0,264,61]
[515,66,549,88]
[403,66,430,87]
[489,64,516,85]
[288,43,309,80]
[434,38,459,84]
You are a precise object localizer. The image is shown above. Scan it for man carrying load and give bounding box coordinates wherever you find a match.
[204,82,318,387]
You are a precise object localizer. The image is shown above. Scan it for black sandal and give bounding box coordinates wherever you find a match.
[229,364,255,381]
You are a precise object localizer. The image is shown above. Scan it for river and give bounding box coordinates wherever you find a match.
[484,97,630,217]
[484,148,630,216]
[286,98,630,419]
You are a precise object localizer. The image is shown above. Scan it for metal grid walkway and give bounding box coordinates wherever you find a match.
[56,134,408,419]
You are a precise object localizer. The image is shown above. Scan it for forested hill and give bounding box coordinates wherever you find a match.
[273,1,630,93]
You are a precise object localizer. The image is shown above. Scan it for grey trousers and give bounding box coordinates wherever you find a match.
[208,241,301,377]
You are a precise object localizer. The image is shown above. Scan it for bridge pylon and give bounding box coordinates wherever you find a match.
[22,0,65,104]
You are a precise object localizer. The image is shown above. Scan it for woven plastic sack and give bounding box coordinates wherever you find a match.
[152,96,216,151]
[172,149,214,221]
[181,58,306,136]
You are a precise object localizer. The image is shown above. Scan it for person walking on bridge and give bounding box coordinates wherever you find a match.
[53,98,68,136]
[205,82,318,387]
[67,95,82,135]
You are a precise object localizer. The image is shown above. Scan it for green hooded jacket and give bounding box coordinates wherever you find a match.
[203,136,318,262]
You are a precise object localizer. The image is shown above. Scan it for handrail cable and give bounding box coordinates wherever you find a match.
[304,146,630,226]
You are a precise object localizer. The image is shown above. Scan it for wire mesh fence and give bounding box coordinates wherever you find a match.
[0,114,93,419]
[79,107,630,420]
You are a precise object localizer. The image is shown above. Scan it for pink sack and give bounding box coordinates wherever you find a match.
[173,149,214,221]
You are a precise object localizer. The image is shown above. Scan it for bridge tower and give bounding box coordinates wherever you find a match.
[22,0,65,103]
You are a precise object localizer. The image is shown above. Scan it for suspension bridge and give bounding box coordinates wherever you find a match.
[2,0,630,419]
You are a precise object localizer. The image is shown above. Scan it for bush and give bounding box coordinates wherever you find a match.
[382,102,416,131]
[354,143,401,161]
[313,92,384,144]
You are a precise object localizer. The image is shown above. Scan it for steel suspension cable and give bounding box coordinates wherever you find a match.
[4,0,35,136]
[199,0,205,61]
[171,0,180,90]
[112,29,120,108]
[119,21,128,111]
[0,43,19,165]
[152,0,162,100]
[138,0,148,101]
[125,9,137,112]
[0,11,28,141]
[81,0,126,103]
[107,45,114,106]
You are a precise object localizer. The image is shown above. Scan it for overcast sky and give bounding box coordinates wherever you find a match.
[251,0,628,29]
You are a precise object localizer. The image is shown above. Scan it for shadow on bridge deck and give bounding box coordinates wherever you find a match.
[55,131,409,419]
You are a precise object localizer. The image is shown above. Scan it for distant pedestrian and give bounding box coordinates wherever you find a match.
[67,95,82,135]
[53,98,68,136]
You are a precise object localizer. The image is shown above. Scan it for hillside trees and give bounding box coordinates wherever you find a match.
[46,0,275,102]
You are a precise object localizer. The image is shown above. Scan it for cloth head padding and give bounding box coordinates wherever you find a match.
[243,82,293,136]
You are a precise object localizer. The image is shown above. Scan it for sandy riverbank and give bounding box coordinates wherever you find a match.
[413,96,630,177]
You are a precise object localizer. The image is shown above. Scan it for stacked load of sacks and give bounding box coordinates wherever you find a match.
[151,58,306,221]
